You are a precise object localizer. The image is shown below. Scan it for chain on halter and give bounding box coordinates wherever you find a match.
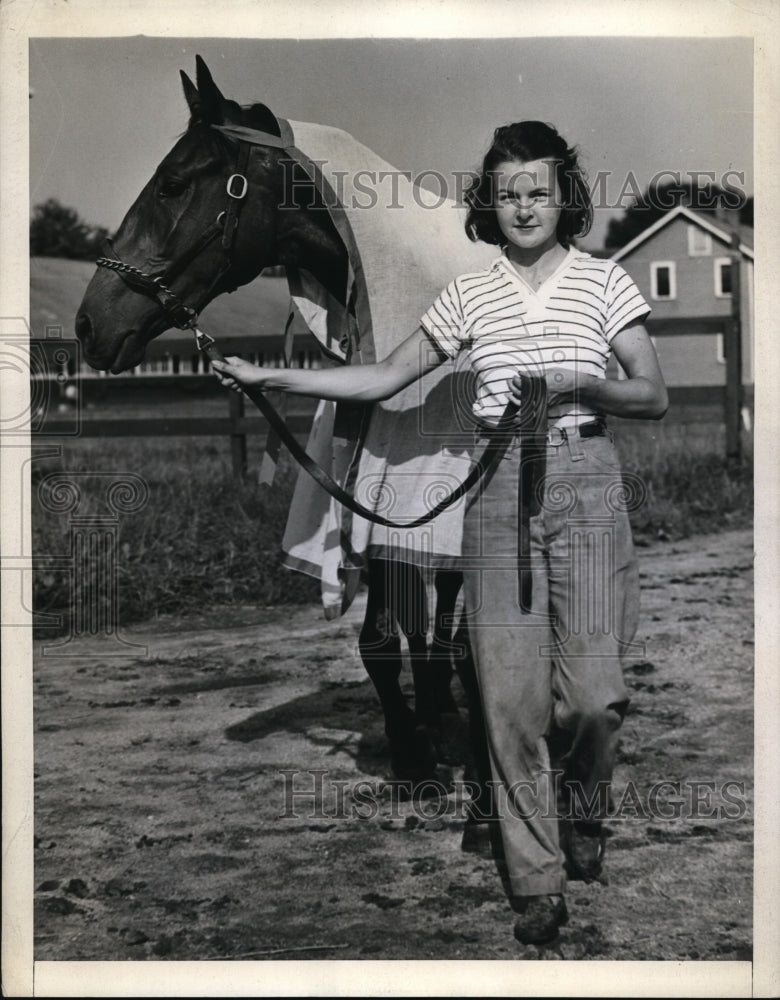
[94,257,180,300]
[95,252,199,330]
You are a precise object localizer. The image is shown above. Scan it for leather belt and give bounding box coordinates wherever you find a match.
[545,419,607,445]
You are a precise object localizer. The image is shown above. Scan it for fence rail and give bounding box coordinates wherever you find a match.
[32,414,315,438]
[32,383,753,478]
[31,332,324,380]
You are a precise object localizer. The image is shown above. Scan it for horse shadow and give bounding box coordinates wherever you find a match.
[222,674,475,786]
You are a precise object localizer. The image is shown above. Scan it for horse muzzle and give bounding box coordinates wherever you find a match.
[75,298,169,373]
[74,311,146,373]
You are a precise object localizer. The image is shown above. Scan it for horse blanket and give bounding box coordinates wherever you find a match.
[274,119,495,617]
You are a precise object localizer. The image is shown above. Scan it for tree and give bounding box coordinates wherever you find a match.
[604,179,749,251]
[30,198,110,260]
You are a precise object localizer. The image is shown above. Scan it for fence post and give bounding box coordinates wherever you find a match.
[724,231,743,466]
[228,390,248,479]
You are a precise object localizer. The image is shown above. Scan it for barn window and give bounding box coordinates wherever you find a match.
[650,261,676,300]
[687,224,713,257]
[714,257,733,297]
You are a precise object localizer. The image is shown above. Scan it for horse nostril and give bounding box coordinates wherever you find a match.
[75,312,93,348]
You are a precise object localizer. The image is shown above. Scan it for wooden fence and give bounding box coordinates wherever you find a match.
[30,326,752,478]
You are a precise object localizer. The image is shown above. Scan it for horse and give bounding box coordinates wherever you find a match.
[75,56,493,804]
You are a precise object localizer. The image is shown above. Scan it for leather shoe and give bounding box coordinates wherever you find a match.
[565,822,606,883]
[513,894,568,945]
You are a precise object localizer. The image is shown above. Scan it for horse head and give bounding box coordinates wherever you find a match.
[75,56,346,372]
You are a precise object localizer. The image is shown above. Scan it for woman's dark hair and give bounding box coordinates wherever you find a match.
[464,121,593,247]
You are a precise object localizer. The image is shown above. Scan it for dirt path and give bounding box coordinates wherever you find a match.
[33,529,753,962]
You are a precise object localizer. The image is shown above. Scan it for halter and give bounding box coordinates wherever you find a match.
[95,125,288,333]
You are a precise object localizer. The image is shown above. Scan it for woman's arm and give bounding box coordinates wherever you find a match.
[510,323,669,420]
[212,325,445,403]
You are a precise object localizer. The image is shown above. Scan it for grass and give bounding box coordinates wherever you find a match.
[31,441,321,636]
[30,418,752,636]
[611,418,753,541]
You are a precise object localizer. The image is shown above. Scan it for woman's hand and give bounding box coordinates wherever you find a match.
[544,367,580,402]
[508,326,668,421]
[212,356,267,393]
[509,367,589,410]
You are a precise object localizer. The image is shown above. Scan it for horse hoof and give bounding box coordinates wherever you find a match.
[461,820,495,857]
[386,765,454,801]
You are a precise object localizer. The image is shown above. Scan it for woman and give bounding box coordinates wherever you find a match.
[213,121,668,946]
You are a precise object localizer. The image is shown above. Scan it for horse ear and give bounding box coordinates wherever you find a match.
[180,70,200,118]
[245,102,283,138]
[194,54,231,125]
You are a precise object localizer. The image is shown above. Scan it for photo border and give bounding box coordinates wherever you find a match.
[2,1,777,996]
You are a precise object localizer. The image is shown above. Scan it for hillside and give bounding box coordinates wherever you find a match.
[29,256,302,345]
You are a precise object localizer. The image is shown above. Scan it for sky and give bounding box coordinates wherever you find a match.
[28,35,753,252]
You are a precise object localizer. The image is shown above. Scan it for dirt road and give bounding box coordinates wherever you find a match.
[33,528,753,962]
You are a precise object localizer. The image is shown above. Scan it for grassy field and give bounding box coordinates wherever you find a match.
[610,417,753,539]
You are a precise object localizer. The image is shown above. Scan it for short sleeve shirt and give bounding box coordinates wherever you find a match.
[419,248,651,426]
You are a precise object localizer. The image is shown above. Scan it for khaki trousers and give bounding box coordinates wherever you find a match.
[462,430,640,897]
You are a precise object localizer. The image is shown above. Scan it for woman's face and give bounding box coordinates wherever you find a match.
[494,158,563,256]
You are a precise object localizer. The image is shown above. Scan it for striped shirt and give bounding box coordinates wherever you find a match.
[419,248,651,427]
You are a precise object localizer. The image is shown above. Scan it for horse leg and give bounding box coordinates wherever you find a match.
[427,570,463,718]
[359,559,434,780]
[451,611,496,854]
[386,560,445,781]
[409,569,467,769]
[387,561,436,727]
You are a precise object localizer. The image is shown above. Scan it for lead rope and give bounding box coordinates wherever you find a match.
[257,306,297,486]
[195,326,540,529]
[198,324,546,608]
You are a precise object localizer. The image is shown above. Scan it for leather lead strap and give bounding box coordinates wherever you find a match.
[516,376,548,613]
[258,307,297,487]
[202,333,546,532]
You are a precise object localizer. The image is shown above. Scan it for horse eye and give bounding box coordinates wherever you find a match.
[158,176,188,199]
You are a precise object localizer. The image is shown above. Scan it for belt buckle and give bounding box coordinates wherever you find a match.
[546,426,567,446]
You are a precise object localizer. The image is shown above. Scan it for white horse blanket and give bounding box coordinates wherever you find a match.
[275,119,495,617]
